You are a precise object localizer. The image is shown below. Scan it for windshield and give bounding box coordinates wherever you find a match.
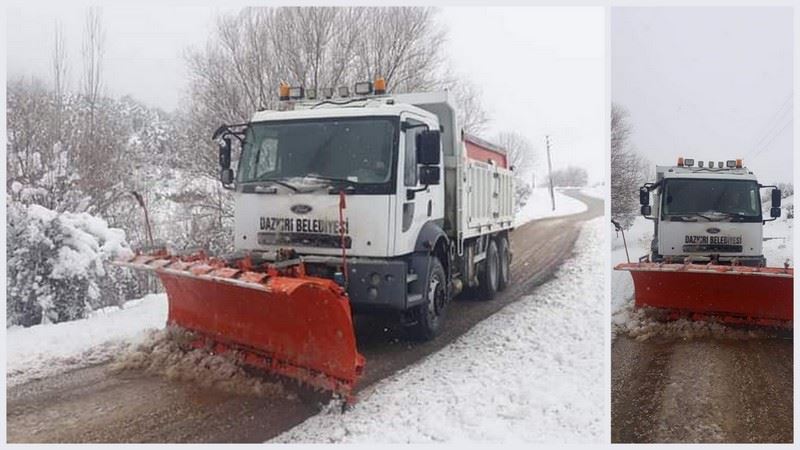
[237,117,398,189]
[661,178,761,220]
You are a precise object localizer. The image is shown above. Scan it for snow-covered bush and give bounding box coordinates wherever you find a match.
[7,200,142,327]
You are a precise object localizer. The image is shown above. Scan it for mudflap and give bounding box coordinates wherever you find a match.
[615,262,793,327]
[115,253,365,400]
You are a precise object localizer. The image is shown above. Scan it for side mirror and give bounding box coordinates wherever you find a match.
[416,130,441,165]
[419,166,441,185]
[221,168,234,185]
[639,187,650,206]
[770,207,781,219]
[772,188,781,208]
[219,137,232,170]
[641,205,652,216]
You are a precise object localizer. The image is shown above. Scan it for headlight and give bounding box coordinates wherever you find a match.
[370,273,381,286]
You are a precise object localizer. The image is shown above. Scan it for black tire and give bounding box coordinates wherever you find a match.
[410,257,448,341]
[478,239,499,300]
[497,236,511,292]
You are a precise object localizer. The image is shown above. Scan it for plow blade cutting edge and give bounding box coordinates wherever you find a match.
[115,253,365,399]
[615,262,793,327]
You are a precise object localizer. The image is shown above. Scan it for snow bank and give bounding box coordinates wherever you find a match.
[514,187,587,226]
[274,218,606,444]
[612,198,793,340]
[763,195,793,268]
[581,184,606,200]
[6,294,167,387]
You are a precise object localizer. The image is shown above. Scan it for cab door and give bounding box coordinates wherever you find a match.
[393,113,444,256]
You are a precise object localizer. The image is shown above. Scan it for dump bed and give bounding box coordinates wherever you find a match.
[464,134,508,168]
[462,135,514,239]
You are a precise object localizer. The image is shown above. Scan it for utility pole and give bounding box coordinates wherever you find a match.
[546,135,555,211]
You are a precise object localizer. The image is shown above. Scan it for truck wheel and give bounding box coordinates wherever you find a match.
[478,240,499,300]
[497,236,511,292]
[410,257,447,341]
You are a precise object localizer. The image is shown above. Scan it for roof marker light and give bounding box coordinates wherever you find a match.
[374,77,386,95]
[698,161,704,168]
[355,81,373,96]
[677,157,684,166]
[709,161,714,168]
[279,82,290,101]
[736,158,743,168]
[288,86,305,99]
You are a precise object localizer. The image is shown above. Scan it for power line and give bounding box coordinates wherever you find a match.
[752,117,792,158]
[748,94,792,157]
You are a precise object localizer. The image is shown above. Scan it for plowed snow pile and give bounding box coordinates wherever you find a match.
[110,327,288,398]
[274,218,605,444]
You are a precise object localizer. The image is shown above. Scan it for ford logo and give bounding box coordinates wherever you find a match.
[706,227,721,234]
[291,204,313,214]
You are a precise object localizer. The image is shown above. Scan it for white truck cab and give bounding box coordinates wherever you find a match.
[213,80,515,339]
[639,157,782,266]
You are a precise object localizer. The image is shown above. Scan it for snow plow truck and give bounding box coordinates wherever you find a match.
[116,78,515,400]
[615,157,793,327]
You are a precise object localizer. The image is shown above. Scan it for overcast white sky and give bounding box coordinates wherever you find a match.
[7,4,605,184]
[612,7,793,184]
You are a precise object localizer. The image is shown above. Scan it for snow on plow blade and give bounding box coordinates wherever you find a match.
[115,252,364,399]
[615,262,793,327]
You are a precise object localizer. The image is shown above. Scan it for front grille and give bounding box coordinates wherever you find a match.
[683,244,743,253]
[257,232,351,249]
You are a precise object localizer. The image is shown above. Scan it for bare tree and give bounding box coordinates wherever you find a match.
[494,131,536,173]
[52,21,68,140]
[548,166,589,187]
[449,78,489,135]
[183,6,467,177]
[611,103,648,228]
[81,6,105,141]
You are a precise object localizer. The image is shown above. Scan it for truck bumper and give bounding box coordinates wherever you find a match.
[654,253,766,267]
[303,256,411,311]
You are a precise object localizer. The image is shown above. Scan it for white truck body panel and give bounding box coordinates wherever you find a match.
[653,164,763,260]
[234,190,395,257]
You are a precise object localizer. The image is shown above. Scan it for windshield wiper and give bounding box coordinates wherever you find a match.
[303,174,360,186]
[666,212,715,222]
[253,178,299,192]
[713,211,755,222]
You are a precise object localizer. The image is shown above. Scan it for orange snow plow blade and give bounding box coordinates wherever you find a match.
[615,262,793,327]
[114,252,364,399]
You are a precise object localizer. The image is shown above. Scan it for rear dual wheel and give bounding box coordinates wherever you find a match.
[497,235,511,292]
[478,235,511,300]
[478,240,500,300]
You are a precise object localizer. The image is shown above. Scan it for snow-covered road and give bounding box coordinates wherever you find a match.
[275,218,606,443]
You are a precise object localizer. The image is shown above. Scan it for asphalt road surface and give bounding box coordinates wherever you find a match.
[612,325,793,442]
[7,191,603,443]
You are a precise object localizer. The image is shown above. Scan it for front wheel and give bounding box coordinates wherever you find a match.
[409,257,448,341]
